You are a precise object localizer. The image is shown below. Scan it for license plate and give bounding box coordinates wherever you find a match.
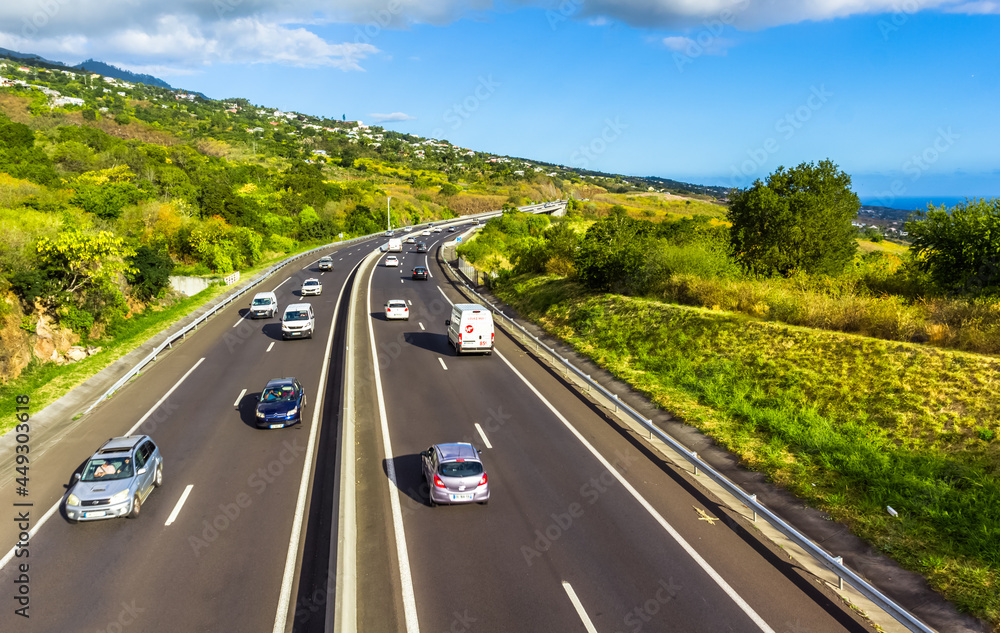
[269,424,284,429]
[450,493,474,501]
[84,511,107,518]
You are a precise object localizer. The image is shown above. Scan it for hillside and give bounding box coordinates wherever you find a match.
[0,53,723,386]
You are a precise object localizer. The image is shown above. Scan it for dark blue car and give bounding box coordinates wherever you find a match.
[255,378,306,429]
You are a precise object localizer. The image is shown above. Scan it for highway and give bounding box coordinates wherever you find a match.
[351,227,874,633]
[0,217,877,633]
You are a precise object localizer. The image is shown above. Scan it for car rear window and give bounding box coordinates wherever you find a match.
[439,461,483,477]
[389,302,406,308]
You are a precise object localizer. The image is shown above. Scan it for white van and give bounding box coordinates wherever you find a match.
[281,303,315,339]
[388,238,402,252]
[249,291,278,319]
[445,304,494,355]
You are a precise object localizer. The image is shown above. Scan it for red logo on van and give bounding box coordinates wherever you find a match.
[465,324,474,334]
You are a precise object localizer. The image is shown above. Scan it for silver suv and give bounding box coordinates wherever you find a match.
[65,436,163,522]
[421,443,489,506]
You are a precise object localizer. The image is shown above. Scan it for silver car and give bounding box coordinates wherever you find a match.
[421,443,489,506]
[65,436,163,522]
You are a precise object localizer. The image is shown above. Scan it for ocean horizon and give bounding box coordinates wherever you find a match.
[858,195,988,212]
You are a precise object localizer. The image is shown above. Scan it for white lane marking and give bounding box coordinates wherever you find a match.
[0,357,206,573]
[164,484,194,527]
[271,263,346,633]
[436,286,453,306]
[407,299,413,306]
[496,350,777,633]
[474,423,492,449]
[563,582,599,633]
[266,342,275,353]
[438,357,448,371]
[367,259,421,633]
[233,388,247,408]
[401,279,404,284]
[418,322,425,331]
[274,277,290,290]
[233,313,248,328]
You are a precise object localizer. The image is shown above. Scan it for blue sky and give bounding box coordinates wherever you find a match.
[2,1,997,200]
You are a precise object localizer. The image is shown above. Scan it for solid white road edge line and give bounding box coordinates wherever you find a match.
[334,257,371,633]
[495,349,777,633]
[438,358,448,371]
[270,270,345,633]
[234,388,247,408]
[164,484,194,527]
[367,259,421,633]
[474,423,492,449]
[562,582,599,633]
[0,357,207,572]
[127,357,206,436]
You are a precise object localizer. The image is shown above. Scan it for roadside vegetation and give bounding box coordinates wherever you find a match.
[457,164,1000,625]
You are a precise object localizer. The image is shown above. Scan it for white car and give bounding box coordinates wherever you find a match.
[384,299,409,320]
[422,231,431,237]
[433,227,442,233]
[385,255,399,267]
[300,278,322,296]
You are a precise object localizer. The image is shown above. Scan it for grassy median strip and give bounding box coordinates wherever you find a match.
[496,274,1000,626]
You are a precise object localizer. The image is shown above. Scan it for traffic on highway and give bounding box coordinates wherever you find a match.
[0,211,883,633]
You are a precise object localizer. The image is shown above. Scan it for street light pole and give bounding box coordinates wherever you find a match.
[387,196,391,232]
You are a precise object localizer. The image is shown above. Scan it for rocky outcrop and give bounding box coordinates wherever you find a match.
[0,294,98,383]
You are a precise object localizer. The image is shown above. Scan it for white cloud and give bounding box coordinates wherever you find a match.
[370,112,416,122]
[662,34,734,55]
[0,0,995,75]
[943,1,1000,13]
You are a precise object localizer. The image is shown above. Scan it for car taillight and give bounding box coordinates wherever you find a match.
[434,474,446,488]
[458,332,462,343]
[478,473,488,486]
[491,332,494,343]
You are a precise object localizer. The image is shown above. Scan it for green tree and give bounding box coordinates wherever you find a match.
[727,160,860,276]
[127,245,175,301]
[575,207,651,292]
[34,231,137,303]
[906,198,1000,295]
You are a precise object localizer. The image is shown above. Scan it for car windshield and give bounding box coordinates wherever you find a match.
[261,385,298,402]
[439,461,483,478]
[285,310,310,321]
[253,298,272,305]
[304,281,318,286]
[82,457,134,482]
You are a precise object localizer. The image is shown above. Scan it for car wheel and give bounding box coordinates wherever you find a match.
[128,494,141,519]
[478,499,489,505]
[154,464,163,487]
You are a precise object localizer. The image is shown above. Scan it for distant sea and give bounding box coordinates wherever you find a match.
[859,196,973,211]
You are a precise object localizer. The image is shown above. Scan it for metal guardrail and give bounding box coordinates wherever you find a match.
[439,257,936,633]
[83,234,376,415]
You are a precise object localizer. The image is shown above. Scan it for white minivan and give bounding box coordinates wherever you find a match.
[250,291,278,319]
[281,303,315,339]
[445,304,494,355]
